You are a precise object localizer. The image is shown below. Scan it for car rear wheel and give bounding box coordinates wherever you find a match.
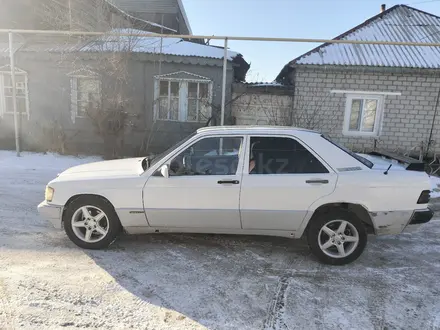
[63,196,122,250]
[307,209,367,265]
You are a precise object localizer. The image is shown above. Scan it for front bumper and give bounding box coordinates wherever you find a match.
[37,201,63,229]
[409,208,434,225]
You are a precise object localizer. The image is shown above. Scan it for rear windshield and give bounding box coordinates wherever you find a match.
[321,135,373,169]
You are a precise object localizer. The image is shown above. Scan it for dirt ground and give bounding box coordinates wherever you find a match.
[1,152,440,330]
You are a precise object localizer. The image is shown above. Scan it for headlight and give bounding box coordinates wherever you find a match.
[45,186,54,202]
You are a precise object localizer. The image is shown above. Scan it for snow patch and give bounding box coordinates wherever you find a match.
[0,151,101,172]
[430,175,440,199]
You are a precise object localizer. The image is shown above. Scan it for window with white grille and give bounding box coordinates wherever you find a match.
[343,94,384,137]
[0,66,30,119]
[154,72,212,123]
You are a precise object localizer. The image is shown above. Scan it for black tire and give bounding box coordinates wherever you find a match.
[63,195,122,250]
[307,209,367,266]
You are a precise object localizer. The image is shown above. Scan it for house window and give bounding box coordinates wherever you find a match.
[158,81,180,121]
[343,94,383,136]
[154,72,212,123]
[70,75,102,122]
[77,78,101,117]
[187,82,210,122]
[0,67,30,119]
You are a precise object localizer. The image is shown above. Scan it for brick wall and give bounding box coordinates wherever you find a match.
[294,66,440,154]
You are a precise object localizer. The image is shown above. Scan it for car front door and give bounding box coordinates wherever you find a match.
[240,135,337,232]
[143,135,245,229]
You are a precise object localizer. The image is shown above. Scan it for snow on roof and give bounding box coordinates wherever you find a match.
[242,82,284,87]
[80,29,239,60]
[292,5,440,69]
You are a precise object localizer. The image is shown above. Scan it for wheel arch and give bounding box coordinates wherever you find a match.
[299,202,376,238]
[61,194,117,224]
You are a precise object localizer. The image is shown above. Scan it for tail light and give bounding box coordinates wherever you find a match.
[417,190,430,204]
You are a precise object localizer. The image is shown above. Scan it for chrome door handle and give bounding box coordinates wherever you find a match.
[306,179,329,184]
[218,180,240,185]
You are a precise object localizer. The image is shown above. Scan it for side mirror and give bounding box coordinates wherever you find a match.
[160,164,170,178]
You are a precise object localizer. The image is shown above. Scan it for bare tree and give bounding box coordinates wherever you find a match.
[232,86,342,131]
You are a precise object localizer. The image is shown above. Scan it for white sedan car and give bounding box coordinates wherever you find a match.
[38,126,433,265]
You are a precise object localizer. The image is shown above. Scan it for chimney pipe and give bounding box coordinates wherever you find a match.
[381,4,386,13]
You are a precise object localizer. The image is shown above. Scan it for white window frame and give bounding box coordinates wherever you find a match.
[153,71,213,123]
[68,69,102,123]
[0,65,30,120]
[342,93,385,137]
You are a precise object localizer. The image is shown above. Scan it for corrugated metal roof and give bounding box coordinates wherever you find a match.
[105,0,177,33]
[108,0,192,34]
[109,0,178,14]
[80,29,238,60]
[0,29,239,61]
[293,5,440,68]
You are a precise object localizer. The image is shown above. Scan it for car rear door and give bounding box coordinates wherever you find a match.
[143,135,245,229]
[240,135,337,231]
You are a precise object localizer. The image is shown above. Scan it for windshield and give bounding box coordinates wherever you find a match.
[147,131,198,168]
[321,135,373,169]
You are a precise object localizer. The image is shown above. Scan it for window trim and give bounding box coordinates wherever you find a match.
[153,72,213,123]
[342,93,384,137]
[244,134,334,175]
[151,134,246,177]
[0,66,30,120]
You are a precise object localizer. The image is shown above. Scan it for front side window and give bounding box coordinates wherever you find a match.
[249,136,328,175]
[0,68,29,119]
[169,136,242,176]
[155,78,211,123]
[343,94,383,136]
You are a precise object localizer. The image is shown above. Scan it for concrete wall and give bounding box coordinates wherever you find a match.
[232,84,293,125]
[0,52,234,157]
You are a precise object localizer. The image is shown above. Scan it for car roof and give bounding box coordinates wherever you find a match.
[196,125,319,136]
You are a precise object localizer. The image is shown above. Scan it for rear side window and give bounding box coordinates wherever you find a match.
[249,136,328,174]
[321,135,373,169]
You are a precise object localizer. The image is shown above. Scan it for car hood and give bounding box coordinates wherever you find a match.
[58,157,146,179]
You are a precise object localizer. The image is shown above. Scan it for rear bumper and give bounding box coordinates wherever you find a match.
[37,201,63,229]
[402,208,433,233]
[409,208,433,225]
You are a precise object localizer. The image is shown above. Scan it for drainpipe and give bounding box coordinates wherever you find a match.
[220,37,228,126]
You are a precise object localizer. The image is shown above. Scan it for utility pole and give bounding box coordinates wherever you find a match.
[9,32,20,157]
[220,37,228,126]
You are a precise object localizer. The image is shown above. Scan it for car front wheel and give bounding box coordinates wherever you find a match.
[63,196,122,250]
[307,209,367,265]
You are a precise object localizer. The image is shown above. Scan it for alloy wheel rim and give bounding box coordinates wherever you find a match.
[71,206,109,243]
[318,220,359,258]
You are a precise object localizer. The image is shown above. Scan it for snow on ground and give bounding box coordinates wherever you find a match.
[430,175,440,199]
[1,151,440,329]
